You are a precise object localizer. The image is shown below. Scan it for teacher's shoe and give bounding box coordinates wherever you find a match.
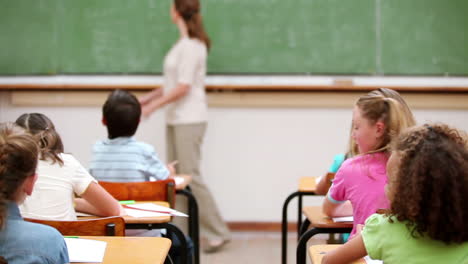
[203,238,230,253]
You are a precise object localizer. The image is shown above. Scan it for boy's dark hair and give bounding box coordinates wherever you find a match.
[103,90,141,139]
[390,123,468,244]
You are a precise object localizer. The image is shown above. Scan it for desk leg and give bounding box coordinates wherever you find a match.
[177,189,200,264]
[297,194,303,238]
[296,227,353,264]
[299,218,311,237]
[281,191,315,264]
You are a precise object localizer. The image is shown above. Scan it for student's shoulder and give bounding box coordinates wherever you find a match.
[59,153,83,167]
[7,221,67,263]
[14,220,65,245]
[337,155,361,171]
[130,139,156,153]
[344,152,388,167]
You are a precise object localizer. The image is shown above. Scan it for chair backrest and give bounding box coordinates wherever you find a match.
[99,179,176,208]
[24,216,126,236]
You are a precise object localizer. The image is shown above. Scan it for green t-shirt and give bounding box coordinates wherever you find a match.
[362,214,468,264]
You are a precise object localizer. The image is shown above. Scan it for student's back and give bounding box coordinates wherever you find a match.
[90,136,169,182]
[328,152,389,233]
[15,113,121,220]
[0,122,69,264]
[0,203,68,264]
[20,153,95,220]
[89,89,170,182]
[362,214,468,263]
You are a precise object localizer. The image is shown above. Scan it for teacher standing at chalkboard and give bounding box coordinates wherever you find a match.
[140,0,231,253]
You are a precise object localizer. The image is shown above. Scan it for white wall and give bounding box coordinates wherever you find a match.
[1,91,467,222]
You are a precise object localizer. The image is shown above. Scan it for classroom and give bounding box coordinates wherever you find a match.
[0,0,467,263]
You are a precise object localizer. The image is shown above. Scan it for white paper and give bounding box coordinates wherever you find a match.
[124,203,188,217]
[65,238,107,263]
[364,255,383,264]
[174,176,184,186]
[332,216,354,222]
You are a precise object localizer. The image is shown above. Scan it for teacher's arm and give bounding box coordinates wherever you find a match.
[139,88,163,105]
[141,83,190,117]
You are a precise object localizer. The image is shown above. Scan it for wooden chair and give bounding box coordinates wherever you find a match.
[98,179,196,264]
[99,179,176,208]
[24,216,125,236]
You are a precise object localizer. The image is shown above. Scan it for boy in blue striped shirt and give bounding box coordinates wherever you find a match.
[90,89,173,182]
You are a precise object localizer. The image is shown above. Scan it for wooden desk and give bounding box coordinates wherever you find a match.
[75,236,171,264]
[298,176,317,192]
[309,245,365,264]
[121,201,172,224]
[297,206,353,264]
[282,176,318,264]
[302,206,353,229]
[79,201,189,264]
[78,201,172,224]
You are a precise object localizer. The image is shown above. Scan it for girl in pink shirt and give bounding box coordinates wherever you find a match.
[322,88,415,237]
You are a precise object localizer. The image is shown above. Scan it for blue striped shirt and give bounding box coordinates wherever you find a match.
[89,137,169,182]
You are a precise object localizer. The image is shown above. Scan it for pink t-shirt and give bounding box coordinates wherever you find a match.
[327,152,390,236]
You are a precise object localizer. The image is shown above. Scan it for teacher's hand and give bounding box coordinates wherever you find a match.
[141,105,154,119]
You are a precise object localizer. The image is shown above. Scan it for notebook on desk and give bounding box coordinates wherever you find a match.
[65,238,107,263]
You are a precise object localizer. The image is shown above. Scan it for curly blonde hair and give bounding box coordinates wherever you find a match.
[390,123,468,244]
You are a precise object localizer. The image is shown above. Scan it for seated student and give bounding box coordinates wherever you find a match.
[322,123,468,264]
[89,89,174,182]
[315,88,415,195]
[322,88,416,237]
[15,113,121,220]
[89,89,191,264]
[0,122,69,263]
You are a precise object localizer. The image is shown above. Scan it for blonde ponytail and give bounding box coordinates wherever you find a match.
[356,88,415,154]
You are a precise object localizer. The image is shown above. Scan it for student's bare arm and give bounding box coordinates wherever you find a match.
[316,173,334,195]
[75,182,121,216]
[322,199,353,217]
[322,234,367,264]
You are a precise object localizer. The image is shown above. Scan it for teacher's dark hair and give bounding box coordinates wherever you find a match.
[174,0,211,50]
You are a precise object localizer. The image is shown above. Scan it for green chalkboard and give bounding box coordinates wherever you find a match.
[0,0,60,74]
[0,0,467,75]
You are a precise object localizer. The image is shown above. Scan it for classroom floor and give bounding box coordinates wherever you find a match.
[199,231,328,264]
